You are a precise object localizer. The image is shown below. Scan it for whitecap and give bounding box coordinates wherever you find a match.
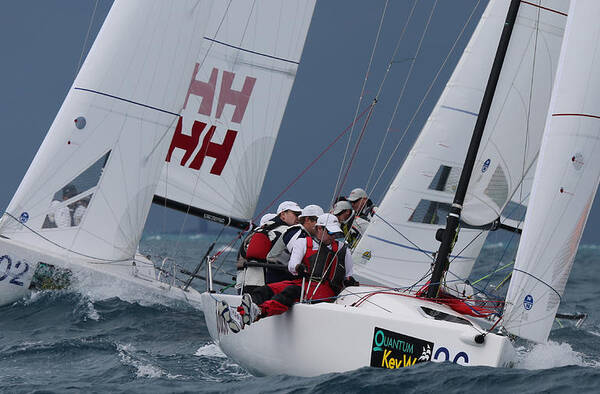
[194,343,227,358]
[515,341,590,369]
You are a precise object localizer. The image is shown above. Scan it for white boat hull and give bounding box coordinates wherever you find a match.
[201,288,516,376]
[0,237,204,308]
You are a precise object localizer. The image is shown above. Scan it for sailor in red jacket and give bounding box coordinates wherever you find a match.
[218,213,358,333]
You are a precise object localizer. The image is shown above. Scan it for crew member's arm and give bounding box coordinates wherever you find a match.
[343,243,354,278]
[287,237,307,275]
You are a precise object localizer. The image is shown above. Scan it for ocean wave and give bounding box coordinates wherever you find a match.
[117,343,181,379]
[515,341,590,369]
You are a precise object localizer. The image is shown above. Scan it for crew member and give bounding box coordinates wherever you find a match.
[235,212,276,294]
[331,200,353,241]
[346,188,377,246]
[218,213,359,333]
[266,204,323,271]
[241,201,301,287]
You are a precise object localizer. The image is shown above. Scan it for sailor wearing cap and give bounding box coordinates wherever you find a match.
[347,188,376,220]
[217,213,359,332]
[267,204,324,269]
[346,188,377,247]
[331,200,354,239]
[237,201,302,290]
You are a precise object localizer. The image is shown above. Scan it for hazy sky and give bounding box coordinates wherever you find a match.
[1,1,599,243]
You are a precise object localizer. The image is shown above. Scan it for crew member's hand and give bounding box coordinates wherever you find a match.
[295,264,308,278]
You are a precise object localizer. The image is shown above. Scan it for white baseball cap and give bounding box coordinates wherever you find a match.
[276,201,302,214]
[332,200,353,215]
[316,213,343,237]
[347,188,368,202]
[299,204,324,218]
[259,213,277,226]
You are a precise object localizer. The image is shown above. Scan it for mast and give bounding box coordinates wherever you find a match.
[427,0,521,298]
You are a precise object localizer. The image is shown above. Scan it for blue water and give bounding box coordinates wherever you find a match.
[2,234,600,393]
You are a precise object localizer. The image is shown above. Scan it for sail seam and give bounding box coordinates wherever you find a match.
[202,37,299,64]
[73,87,180,117]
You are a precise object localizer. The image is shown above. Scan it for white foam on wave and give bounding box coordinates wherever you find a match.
[194,343,227,358]
[117,343,181,379]
[515,341,591,369]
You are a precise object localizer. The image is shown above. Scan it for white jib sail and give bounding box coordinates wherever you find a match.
[0,0,213,261]
[503,0,600,343]
[353,0,568,289]
[155,1,316,223]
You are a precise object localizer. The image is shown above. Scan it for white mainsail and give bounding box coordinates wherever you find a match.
[155,1,316,224]
[353,0,568,289]
[503,0,600,343]
[0,0,213,261]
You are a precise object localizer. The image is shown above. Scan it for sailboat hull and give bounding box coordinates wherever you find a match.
[0,237,204,308]
[201,288,516,376]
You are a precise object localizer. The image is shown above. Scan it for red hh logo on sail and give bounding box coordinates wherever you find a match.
[166,64,256,175]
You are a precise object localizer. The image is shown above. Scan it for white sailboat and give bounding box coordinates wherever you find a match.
[200,0,598,376]
[0,0,315,307]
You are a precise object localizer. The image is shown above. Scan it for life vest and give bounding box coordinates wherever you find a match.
[302,237,347,294]
[267,224,309,264]
[245,218,288,261]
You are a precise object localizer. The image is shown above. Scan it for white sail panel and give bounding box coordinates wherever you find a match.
[353,0,507,289]
[155,1,316,222]
[503,0,600,343]
[0,0,213,261]
[462,0,568,225]
[353,0,568,289]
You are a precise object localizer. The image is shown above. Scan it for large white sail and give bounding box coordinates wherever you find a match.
[0,0,213,261]
[154,1,316,224]
[353,0,568,289]
[503,0,600,343]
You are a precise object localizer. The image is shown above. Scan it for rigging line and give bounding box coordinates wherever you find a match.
[335,102,377,199]
[373,212,435,262]
[148,0,232,186]
[479,191,531,293]
[511,268,562,300]
[74,0,99,79]
[253,105,372,221]
[471,260,515,285]
[2,212,131,263]
[365,0,439,194]
[331,0,390,206]
[364,0,418,190]
[368,0,481,198]
[521,3,541,205]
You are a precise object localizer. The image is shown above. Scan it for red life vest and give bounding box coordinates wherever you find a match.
[301,238,346,293]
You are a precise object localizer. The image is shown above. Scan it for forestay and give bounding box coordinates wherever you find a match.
[155,1,316,224]
[0,0,213,261]
[503,0,600,343]
[353,0,567,289]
